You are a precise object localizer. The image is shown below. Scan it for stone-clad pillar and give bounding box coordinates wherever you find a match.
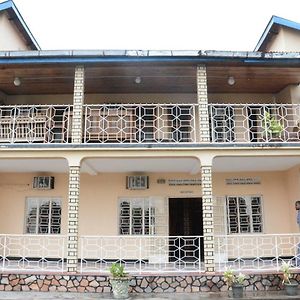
[197,65,210,142]
[71,66,85,144]
[67,165,80,273]
[201,164,215,272]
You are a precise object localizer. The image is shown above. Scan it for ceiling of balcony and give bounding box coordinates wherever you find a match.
[1,63,300,95]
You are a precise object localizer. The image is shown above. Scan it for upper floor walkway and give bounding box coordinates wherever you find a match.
[0,102,299,145]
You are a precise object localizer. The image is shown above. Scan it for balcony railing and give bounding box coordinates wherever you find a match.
[0,234,67,272]
[79,235,204,274]
[83,104,198,144]
[1,234,299,273]
[0,105,72,144]
[209,103,300,143]
[0,103,299,145]
[215,233,300,272]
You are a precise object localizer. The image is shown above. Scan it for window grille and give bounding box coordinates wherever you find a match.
[119,197,167,235]
[25,197,62,234]
[226,195,263,234]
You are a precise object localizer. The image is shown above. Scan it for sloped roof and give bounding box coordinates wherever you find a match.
[255,15,300,52]
[0,0,40,50]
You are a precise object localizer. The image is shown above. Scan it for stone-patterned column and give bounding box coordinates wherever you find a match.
[197,65,210,142]
[67,165,80,273]
[72,66,85,144]
[201,165,215,272]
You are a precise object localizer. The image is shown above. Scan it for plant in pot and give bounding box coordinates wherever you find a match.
[262,111,284,141]
[109,263,131,299]
[223,267,245,298]
[281,262,298,296]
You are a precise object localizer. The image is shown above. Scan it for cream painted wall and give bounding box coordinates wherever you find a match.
[284,166,300,232]
[209,93,276,104]
[0,169,298,236]
[266,27,300,52]
[0,173,69,234]
[214,171,296,234]
[6,92,286,105]
[6,94,197,105]
[0,12,29,51]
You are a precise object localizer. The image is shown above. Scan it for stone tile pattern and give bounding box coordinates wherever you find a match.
[201,165,215,272]
[197,65,210,142]
[72,65,85,144]
[0,273,299,293]
[67,166,81,273]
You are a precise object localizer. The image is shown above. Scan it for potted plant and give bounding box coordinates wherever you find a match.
[281,262,298,296]
[262,111,284,141]
[223,267,245,298]
[109,263,131,299]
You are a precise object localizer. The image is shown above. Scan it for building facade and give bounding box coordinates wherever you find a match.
[0,2,300,292]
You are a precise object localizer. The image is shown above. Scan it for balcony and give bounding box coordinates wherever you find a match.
[0,105,72,144]
[209,103,300,143]
[0,103,299,145]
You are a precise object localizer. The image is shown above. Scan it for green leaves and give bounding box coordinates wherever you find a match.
[109,263,128,278]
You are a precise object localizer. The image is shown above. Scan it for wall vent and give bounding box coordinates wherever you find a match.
[126,175,149,190]
[33,176,55,190]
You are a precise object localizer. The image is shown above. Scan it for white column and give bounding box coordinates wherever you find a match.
[197,65,210,143]
[201,164,215,272]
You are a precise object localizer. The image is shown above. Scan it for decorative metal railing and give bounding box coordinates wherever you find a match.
[79,235,204,274]
[83,104,198,144]
[0,234,67,272]
[0,105,72,143]
[215,233,300,272]
[0,103,300,145]
[209,103,300,143]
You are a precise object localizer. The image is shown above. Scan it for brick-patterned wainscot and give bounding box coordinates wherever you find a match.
[0,273,299,293]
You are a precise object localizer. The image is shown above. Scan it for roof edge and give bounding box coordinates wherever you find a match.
[0,0,40,50]
[254,15,300,52]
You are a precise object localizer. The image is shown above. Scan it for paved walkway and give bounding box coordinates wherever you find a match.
[0,291,299,299]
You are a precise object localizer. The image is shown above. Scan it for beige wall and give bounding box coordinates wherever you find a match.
[0,172,68,234]
[0,169,298,236]
[266,27,300,52]
[6,92,292,106]
[0,12,29,51]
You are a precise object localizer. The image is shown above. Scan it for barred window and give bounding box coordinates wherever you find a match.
[119,198,155,235]
[226,196,263,234]
[25,197,62,234]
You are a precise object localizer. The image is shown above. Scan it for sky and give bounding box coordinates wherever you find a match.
[9,0,300,51]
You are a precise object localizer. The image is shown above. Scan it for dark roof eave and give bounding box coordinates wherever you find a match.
[2,50,300,66]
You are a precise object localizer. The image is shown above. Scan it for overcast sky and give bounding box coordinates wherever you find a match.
[10,0,300,51]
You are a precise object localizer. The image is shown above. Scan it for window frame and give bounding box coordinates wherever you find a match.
[118,197,156,236]
[24,197,62,235]
[226,195,264,235]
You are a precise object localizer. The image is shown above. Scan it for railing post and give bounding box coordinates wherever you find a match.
[197,65,210,143]
[275,235,279,271]
[72,66,85,144]
[2,235,6,271]
[201,164,215,272]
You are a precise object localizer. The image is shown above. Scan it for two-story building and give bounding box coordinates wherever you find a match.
[0,0,300,293]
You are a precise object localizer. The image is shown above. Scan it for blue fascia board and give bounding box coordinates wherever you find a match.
[0,0,40,50]
[1,55,300,66]
[255,15,300,51]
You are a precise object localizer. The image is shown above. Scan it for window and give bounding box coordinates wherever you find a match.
[25,197,62,234]
[119,198,156,235]
[226,196,263,234]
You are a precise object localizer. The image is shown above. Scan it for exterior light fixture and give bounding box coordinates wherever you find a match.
[227,76,235,86]
[135,76,142,84]
[13,77,21,86]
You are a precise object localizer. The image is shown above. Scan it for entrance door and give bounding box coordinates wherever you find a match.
[169,198,204,262]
